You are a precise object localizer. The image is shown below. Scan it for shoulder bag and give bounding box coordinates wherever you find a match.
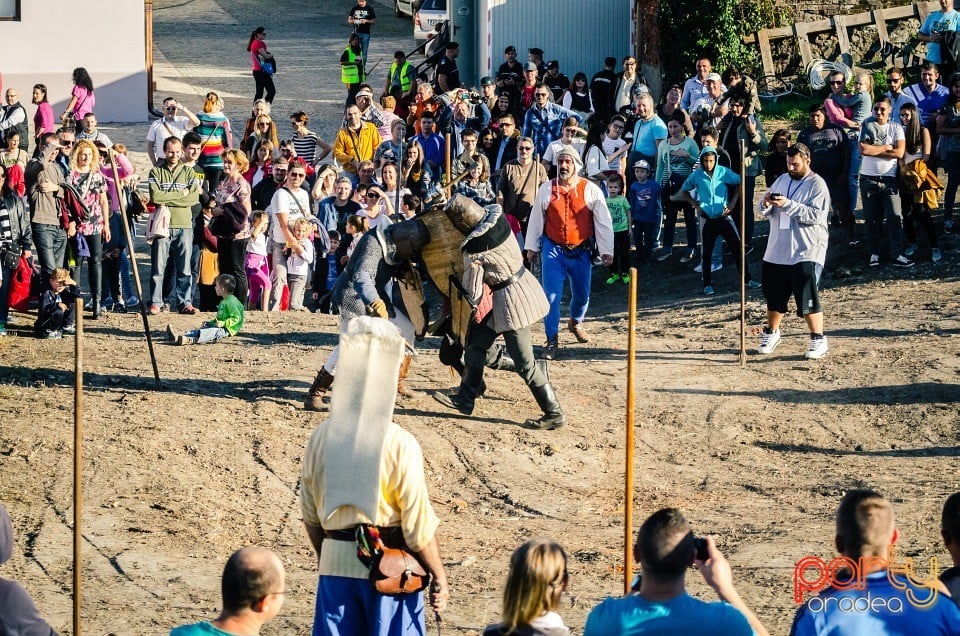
[355,525,429,595]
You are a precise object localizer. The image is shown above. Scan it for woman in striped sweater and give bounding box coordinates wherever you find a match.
[194,92,233,187]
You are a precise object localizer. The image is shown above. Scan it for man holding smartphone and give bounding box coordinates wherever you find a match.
[757,143,831,359]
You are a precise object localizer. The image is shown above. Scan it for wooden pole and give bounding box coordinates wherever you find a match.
[108,150,162,388]
[624,266,637,595]
[739,140,747,368]
[73,298,83,636]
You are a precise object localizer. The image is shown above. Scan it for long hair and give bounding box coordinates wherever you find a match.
[500,539,568,633]
[70,139,101,172]
[247,26,265,52]
[571,71,588,90]
[403,141,425,180]
[72,68,94,93]
[0,163,10,198]
[33,84,48,103]
[900,102,923,156]
[581,121,607,166]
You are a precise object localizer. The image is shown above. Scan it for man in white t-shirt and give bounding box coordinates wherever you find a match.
[541,117,584,177]
[146,97,200,165]
[858,97,913,268]
[267,162,311,311]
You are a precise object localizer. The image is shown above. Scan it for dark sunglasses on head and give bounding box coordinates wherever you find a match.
[786,144,810,158]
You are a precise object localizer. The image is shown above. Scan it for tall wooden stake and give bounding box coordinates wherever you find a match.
[107,150,162,388]
[738,140,747,367]
[73,298,83,636]
[624,266,637,594]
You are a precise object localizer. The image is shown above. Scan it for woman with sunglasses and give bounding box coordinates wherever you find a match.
[561,72,594,121]
[241,114,279,158]
[247,27,276,104]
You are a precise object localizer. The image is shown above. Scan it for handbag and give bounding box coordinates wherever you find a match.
[8,255,34,312]
[261,60,275,76]
[356,525,429,596]
[1,244,21,271]
[147,204,171,242]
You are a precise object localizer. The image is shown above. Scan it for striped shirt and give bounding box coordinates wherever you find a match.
[195,112,231,169]
[292,131,325,165]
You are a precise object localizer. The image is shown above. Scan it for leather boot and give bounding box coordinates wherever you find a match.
[524,383,566,430]
[567,318,589,343]
[304,368,334,411]
[433,365,483,415]
[397,354,415,398]
[486,346,516,372]
[91,295,102,320]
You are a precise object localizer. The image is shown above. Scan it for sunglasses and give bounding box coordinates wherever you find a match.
[518,145,533,151]
[534,93,549,97]
[829,80,844,86]
[289,172,306,178]
[366,192,380,199]
[164,106,177,111]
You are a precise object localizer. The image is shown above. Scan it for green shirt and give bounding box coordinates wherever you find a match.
[216,294,245,336]
[170,622,232,636]
[606,195,630,233]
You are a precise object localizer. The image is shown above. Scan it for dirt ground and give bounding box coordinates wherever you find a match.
[2,0,960,634]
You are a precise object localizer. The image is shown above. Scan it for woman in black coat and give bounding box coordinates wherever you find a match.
[0,163,32,336]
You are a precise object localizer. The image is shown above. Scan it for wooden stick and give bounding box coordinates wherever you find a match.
[624,266,637,595]
[73,297,83,636]
[739,140,747,367]
[107,150,162,388]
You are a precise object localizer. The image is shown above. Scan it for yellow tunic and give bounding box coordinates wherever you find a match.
[300,421,440,579]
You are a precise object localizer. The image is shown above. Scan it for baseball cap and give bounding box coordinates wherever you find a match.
[633,159,651,171]
[524,62,538,72]
[529,48,544,56]
[547,60,559,70]
[356,88,373,98]
[706,72,722,82]
[480,76,495,86]
[505,45,516,54]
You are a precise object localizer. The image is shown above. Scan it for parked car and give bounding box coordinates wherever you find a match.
[395,0,416,18]
[414,0,447,41]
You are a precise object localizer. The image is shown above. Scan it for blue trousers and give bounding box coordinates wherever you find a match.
[313,575,426,636]
[32,223,67,292]
[540,236,592,340]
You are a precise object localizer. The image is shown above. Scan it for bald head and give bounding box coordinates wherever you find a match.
[835,490,896,559]
[221,546,285,614]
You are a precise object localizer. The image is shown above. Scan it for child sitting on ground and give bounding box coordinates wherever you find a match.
[605,173,631,284]
[35,268,79,339]
[166,274,244,345]
[285,217,315,311]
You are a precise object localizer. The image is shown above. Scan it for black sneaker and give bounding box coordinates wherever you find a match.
[892,255,915,268]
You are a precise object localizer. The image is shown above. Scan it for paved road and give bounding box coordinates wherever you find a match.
[152,0,426,145]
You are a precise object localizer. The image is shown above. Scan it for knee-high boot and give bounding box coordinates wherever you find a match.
[524,382,566,430]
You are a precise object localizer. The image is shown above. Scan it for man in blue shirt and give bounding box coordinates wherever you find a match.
[919,0,960,81]
[791,489,960,635]
[584,508,767,636]
[521,83,582,156]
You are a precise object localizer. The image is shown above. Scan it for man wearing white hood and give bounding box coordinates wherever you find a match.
[300,317,449,635]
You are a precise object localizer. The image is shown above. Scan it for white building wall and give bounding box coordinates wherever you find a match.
[0,0,147,124]
[478,0,632,85]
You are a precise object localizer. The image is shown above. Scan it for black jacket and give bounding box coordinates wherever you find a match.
[0,191,31,252]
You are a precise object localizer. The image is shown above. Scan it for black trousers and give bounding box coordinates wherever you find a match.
[701,216,751,288]
[463,321,546,389]
[218,237,249,305]
[253,70,276,103]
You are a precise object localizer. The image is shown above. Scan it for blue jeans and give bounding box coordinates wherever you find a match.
[541,236,592,340]
[847,137,862,212]
[860,175,904,257]
[184,326,229,344]
[118,249,137,304]
[150,228,193,308]
[313,575,425,636]
[357,33,370,63]
[32,223,67,292]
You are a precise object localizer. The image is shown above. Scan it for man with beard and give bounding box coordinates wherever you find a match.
[525,147,613,359]
[756,143,831,360]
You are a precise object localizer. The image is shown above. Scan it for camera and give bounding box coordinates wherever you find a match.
[693,537,709,561]
[467,91,483,105]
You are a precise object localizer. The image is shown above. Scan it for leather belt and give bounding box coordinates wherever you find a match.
[323,525,403,541]
[490,267,525,291]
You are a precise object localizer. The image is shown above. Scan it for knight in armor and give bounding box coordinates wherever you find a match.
[303,219,429,411]
[433,198,565,430]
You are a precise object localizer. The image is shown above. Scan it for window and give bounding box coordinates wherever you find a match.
[0,0,20,20]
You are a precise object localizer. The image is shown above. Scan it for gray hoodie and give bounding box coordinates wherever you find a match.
[0,504,58,635]
[758,170,830,266]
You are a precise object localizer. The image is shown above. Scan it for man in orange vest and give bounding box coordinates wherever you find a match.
[525,146,614,360]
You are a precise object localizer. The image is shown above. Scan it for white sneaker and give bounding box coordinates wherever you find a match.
[932,247,942,262]
[758,328,781,354]
[869,254,880,267]
[892,254,915,268]
[712,262,723,272]
[694,262,703,273]
[805,335,829,360]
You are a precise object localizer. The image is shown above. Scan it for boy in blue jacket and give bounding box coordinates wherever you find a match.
[628,160,661,266]
[681,147,760,295]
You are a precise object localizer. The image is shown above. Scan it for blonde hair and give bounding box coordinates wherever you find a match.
[203,91,223,113]
[222,148,250,174]
[290,216,312,234]
[500,539,568,632]
[70,139,101,171]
